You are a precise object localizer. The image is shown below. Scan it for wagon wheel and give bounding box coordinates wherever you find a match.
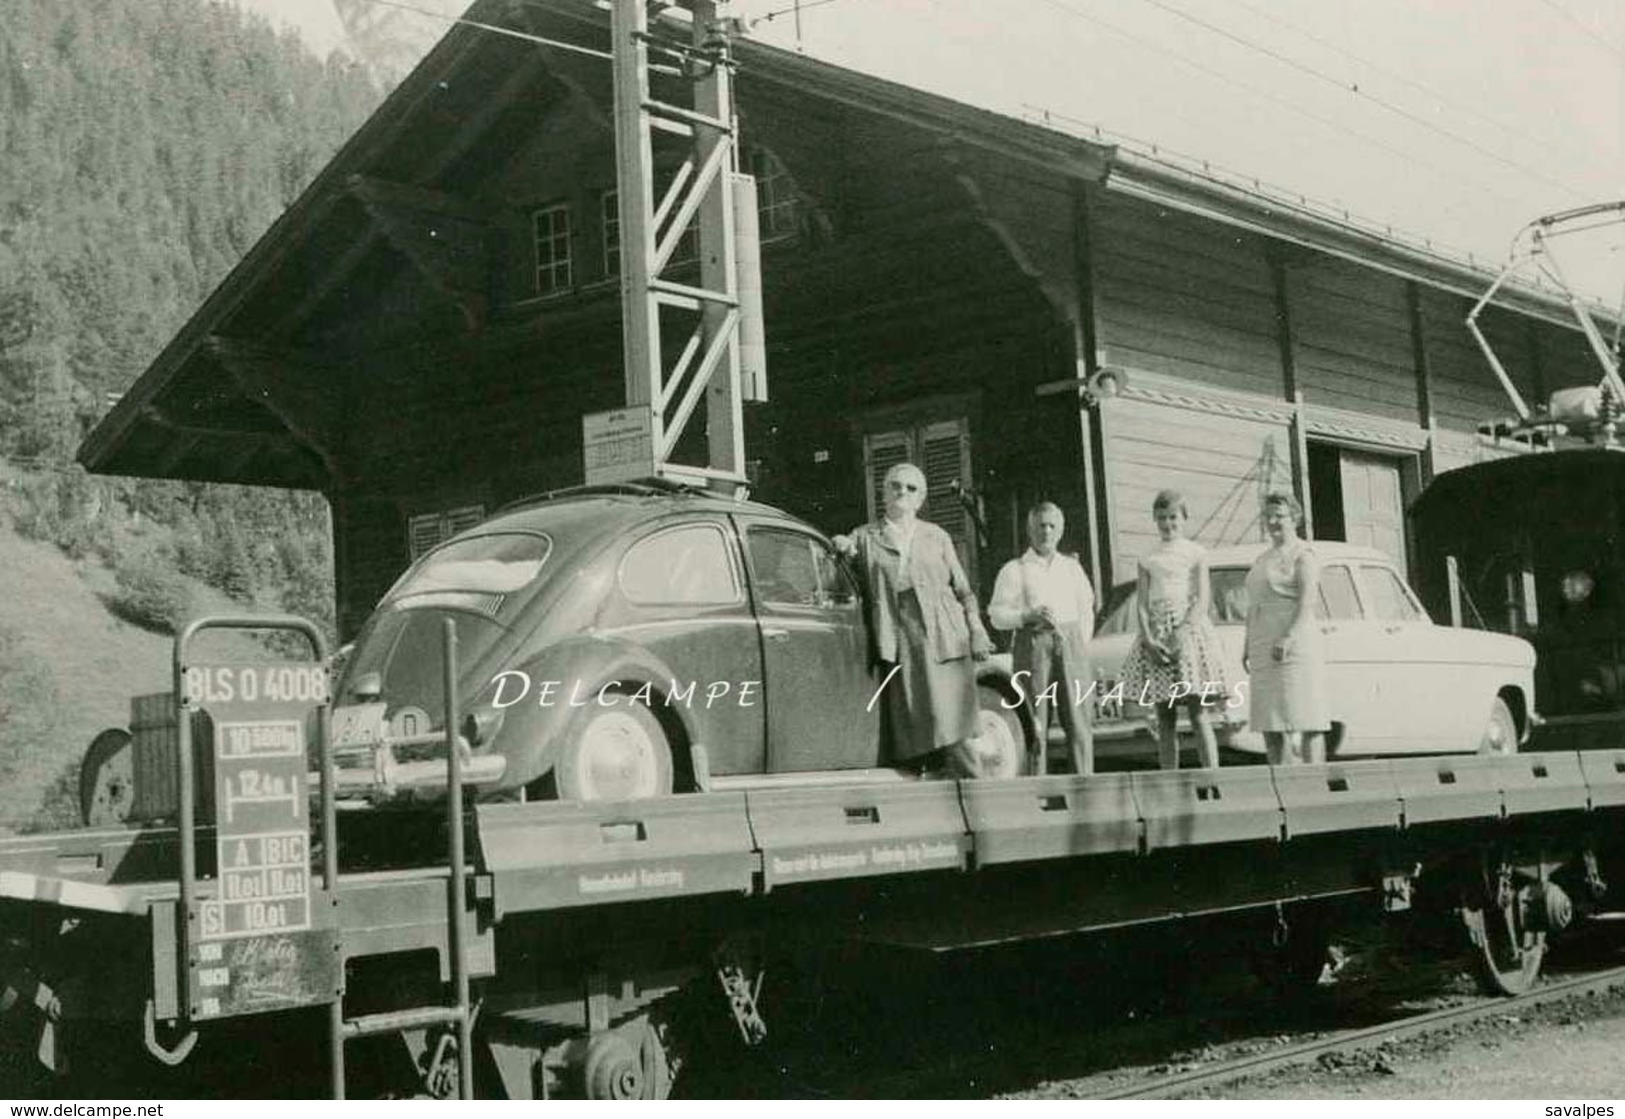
[79,728,135,827]
[1461,865,1546,996]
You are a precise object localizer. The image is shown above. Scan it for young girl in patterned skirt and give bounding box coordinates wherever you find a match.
[1120,489,1228,769]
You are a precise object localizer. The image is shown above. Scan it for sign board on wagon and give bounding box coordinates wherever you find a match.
[182,662,339,1019]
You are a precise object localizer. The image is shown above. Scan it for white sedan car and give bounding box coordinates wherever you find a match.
[1086,543,1536,760]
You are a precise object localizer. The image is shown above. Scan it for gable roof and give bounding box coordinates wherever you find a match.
[78,0,1605,489]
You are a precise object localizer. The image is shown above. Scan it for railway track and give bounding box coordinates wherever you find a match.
[1106,961,1625,1099]
[683,918,1625,1100]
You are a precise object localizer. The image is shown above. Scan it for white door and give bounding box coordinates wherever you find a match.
[1317,561,1389,755]
[1339,451,1406,563]
[1355,562,1471,752]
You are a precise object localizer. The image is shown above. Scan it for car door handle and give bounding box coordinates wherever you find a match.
[1383,624,1404,635]
[763,627,790,642]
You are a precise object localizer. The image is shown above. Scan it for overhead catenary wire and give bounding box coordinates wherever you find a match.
[745,0,1585,287]
[909,0,1540,277]
[1221,0,1619,181]
[1532,0,1625,59]
[352,0,612,60]
[1122,0,1596,204]
[1019,0,1542,215]
[748,0,852,29]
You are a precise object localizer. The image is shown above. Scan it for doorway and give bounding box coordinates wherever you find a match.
[1307,442,1409,564]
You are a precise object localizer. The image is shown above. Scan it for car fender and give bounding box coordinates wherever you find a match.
[475,636,705,791]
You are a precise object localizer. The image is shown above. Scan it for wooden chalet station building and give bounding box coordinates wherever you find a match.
[79,0,1604,639]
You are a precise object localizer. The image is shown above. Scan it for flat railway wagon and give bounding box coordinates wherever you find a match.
[2,617,1624,1099]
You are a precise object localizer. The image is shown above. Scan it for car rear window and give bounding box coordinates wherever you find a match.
[391,532,551,599]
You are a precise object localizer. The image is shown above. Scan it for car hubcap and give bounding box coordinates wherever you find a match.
[1484,707,1514,754]
[579,711,658,800]
[973,709,1019,778]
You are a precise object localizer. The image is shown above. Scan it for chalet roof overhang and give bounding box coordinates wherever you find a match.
[1103,151,1596,329]
[77,0,1118,490]
[78,0,1612,491]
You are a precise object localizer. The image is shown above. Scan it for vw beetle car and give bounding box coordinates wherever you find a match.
[1088,542,1536,761]
[331,482,1029,801]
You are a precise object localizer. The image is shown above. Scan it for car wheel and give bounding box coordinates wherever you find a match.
[971,684,1028,779]
[556,700,674,801]
[1478,696,1518,756]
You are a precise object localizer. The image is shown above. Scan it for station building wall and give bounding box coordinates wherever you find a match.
[1085,191,1608,587]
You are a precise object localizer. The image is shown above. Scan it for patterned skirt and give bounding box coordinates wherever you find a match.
[1120,598,1230,707]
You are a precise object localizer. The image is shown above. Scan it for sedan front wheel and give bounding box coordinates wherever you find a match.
[1478,696,1518,756]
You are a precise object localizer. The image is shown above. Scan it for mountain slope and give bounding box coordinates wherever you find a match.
[0,495,264,830]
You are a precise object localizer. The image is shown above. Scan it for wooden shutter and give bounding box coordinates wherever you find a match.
[863,431,910,523]
[919,419,974,575]
[406,504,487,561]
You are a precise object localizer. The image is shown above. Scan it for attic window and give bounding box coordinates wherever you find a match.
[747,148,799,241]
[602,189,695,275]
[532,203,572,296]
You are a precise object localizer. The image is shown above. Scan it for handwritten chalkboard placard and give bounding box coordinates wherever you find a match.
[192,927,340,1020]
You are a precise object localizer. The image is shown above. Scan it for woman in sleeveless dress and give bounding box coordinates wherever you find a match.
[1120,490,1228,769]
[1244,491,1329,764]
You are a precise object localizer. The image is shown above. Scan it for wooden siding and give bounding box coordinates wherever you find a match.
[1286,258,1416,423]
[331,223,1071,624]
[1090,194,1285,399]
[1102,394,1292,584]
[1536,318,1609,392]
[337,495,409,638]
[1420,287,1533,433]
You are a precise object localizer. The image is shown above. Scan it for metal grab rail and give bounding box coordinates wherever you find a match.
[171,615,330,1069]
[326,618,473,1099]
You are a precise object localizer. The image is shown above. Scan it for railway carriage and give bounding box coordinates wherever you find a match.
[1412,447,1625,753]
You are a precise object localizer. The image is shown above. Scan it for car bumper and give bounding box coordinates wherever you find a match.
[327,733,508,805]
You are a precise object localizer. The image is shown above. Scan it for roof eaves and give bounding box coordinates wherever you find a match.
[79,18,496,475]
[734,37,1114,183]
[1103,148,1608,333]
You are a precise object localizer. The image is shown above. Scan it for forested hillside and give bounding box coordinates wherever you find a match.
[0,0,384,826]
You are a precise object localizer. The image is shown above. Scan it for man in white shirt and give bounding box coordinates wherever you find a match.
[988,502,1096,775]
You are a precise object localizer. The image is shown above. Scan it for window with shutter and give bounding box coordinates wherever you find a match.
[407,504,487,561]
[863,432,910,523]
[920,420,969,551]
[861,418,976,579]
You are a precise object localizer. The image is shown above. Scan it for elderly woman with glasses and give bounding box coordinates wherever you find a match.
[835,462,993,776]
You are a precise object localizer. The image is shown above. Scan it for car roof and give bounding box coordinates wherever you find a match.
[447,483,813,542]
[1107,540,1398,591]
[1202,541,1394,568]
